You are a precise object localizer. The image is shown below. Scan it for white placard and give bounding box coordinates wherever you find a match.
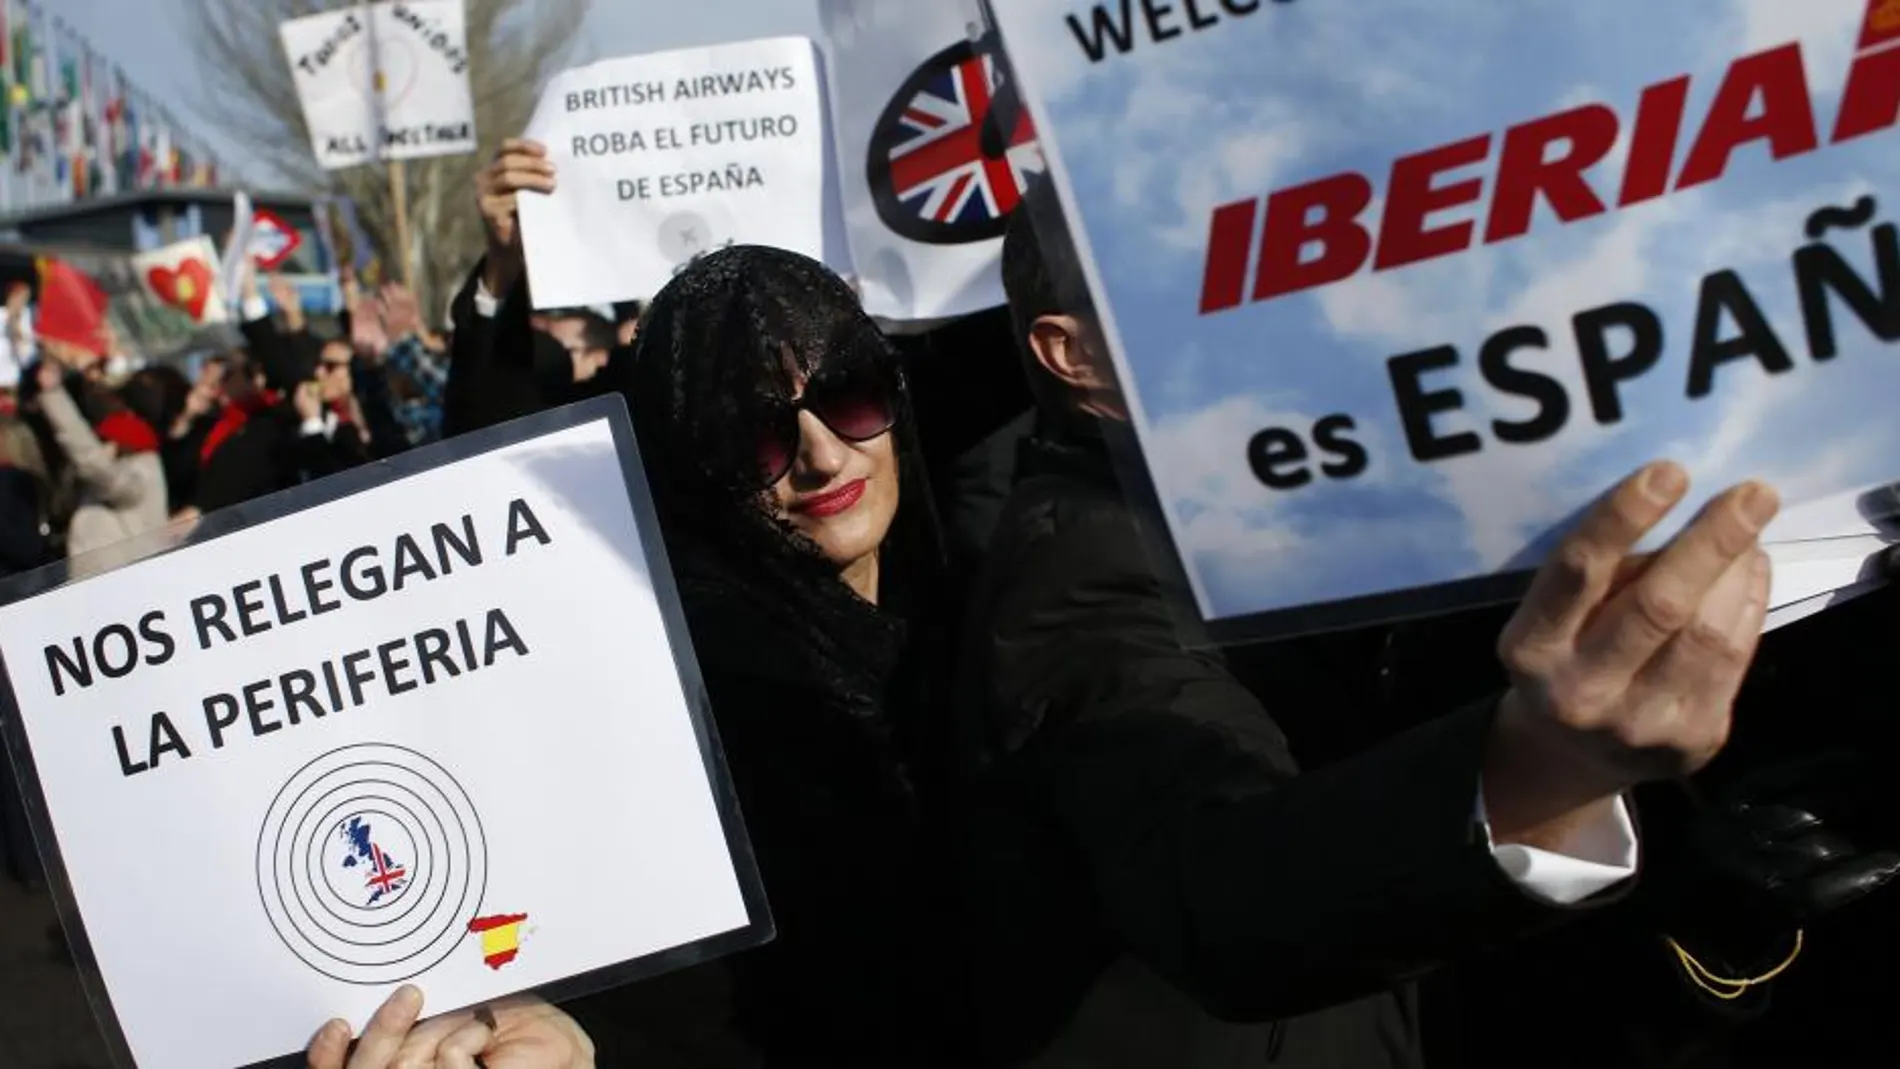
[0,416,752,1069]
[133,236,232,326]
[280,0,477,170]
[988,0,1900,629]
[819,0,1044,321]
[516,36,839,308]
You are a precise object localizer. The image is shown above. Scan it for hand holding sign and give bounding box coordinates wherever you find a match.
[307,988,595,1069]
[1484,462,1778,850]
[476,138,555,296]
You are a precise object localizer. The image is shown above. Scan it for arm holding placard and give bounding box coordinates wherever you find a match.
[967,448,1775,1024]
[443,139,589,435]
[34,362,145,510]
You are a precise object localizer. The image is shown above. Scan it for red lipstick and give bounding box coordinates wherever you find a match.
[792,478,867,517]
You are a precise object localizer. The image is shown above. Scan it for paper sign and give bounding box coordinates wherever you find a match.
[252,209,306,271]
[220,190,257,311]
[818,0,1044,321]
[133,236,231,326]
[0,407,757,1069]
[987,0,1900,630]
[280,0,478,170]
[516,37,836,308]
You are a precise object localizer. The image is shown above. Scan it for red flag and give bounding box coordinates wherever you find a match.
[33,257,111,357]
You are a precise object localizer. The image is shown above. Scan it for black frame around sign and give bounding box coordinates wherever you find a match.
[0,394,774,1069]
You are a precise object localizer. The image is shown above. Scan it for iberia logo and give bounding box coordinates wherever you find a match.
[468,912,530,970]
[1864,0,1900,50]
[865,39,1044,246]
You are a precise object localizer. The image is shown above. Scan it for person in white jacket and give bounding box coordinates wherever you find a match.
[33,354,170,574]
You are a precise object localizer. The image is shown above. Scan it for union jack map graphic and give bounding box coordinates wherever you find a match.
[867,40,1044,246]
[336,816,409,905]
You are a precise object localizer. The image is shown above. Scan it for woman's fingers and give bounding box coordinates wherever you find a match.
[346,986,424,1069]
[306,1019,351,1069]
[434,1019,498,1069]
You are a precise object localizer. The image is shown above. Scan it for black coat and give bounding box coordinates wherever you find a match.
[954,418,1601,1069]
[567,546,970,1067]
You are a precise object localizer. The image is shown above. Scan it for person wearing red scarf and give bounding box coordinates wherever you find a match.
[32,358,170,572]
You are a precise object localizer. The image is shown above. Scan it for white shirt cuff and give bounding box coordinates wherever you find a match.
[473,277,500,319]
[1480,792,1638,906]
[242,295,271,323]
[299,413,336,439]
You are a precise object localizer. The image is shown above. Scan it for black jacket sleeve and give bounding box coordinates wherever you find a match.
[441,263,577,436]
[971,481,1609,1021]
[237,315,314,392]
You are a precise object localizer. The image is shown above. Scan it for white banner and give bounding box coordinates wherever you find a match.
[819,0,1043,321]
[280,0,478,170]
[516,36,846,308]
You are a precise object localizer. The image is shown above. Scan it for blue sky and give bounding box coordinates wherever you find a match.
[998,0,1900,621]
[53,0,820,187]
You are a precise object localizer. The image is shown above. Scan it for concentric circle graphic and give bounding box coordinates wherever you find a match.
[256,744,487,985]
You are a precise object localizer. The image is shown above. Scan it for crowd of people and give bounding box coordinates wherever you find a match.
[2,134,1899,1069]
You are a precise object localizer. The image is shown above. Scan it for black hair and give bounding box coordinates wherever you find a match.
[124,365,190,434]
[609,245,943,698]
[1000,178,1095,410]
[568,310,617,352]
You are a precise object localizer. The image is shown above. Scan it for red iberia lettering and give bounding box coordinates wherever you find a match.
[1198,25,1900,317]
[1859,0,1900,50]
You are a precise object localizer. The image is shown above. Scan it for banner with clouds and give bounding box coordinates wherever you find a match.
[990,0,1900,628]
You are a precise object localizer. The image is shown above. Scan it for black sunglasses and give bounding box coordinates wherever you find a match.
[754,367,899,484]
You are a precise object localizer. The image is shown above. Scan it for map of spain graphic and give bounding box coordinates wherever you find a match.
[468,913,530,969]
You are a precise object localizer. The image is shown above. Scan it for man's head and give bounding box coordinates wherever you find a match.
[544,310,617,383]
[1001,180,1123,420]
[316,339,355,403]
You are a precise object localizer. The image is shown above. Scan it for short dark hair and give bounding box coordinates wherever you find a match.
[571,311,618,352]
[1001,178,1094,407]
[1000,178,1083,332]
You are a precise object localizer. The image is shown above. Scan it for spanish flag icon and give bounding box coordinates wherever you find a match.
[468,913,530,970]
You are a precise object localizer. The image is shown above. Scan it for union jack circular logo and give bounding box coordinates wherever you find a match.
[866,40,1044,246]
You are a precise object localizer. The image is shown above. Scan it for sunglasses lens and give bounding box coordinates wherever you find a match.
[755,422,795,484]
[812,376,896,442]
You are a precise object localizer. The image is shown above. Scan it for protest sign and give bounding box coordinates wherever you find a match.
[219,190,259,312]
[0,401,764,1069]
[52,247,238,363]
[516,36,845,308]
[280,0,477,170]
[134,236,231,326]
[819,0,1044,321]
[252,208,306,270]
[987,0,1900,633]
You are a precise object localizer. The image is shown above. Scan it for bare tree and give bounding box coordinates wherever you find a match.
[181,0,590,320]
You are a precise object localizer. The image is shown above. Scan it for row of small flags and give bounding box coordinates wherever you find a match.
[0,0,225,209]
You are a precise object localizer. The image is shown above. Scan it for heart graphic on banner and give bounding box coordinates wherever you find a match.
[146,259,215,322]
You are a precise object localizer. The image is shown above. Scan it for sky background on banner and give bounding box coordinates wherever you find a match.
[1001,0,1900,621]
[54,0,822,187]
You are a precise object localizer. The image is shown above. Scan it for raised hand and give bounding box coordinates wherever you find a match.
[1484,461,1778,849]
[475,138,555,294]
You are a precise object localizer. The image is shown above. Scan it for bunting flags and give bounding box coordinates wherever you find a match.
[0,0,229,209]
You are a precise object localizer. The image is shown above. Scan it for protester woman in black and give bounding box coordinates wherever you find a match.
[554,245,963,1066]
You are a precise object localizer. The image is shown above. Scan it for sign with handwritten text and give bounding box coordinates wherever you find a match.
[988,0,1900,629]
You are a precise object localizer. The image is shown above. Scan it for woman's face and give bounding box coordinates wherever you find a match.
[763,373,900,573]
